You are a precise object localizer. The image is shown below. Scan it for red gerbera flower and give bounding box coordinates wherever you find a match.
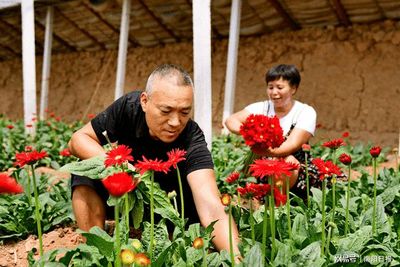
[339,153,352,165]
[104,145,134,167]
[134,156,170,175]
[167,149,186,168]
[14,150,48,168]
[312,158,342,181]
[237,183,271,200]
[274,188,287,206]
[322,138,346,150]
[249,158,293,181]
[102,172,137,197]
[369,146,382,158]
[0,173,24,194]
[6,125,14,129]
[239,114,284,150]
[60,148,72,157]
[225,171,240,184]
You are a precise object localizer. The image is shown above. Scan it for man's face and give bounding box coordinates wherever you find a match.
[140,77,193,143]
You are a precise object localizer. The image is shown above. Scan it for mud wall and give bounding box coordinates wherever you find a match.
[0,20,399,148]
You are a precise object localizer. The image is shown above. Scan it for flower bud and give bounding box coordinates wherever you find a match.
[193,237,204,249]
[220,193,231,206]
[369,146,382,158]
[120,249,135,265]
[131,239,142,251]
[339,153,352,166]
[134,253,151,266]
[168,190,177,199]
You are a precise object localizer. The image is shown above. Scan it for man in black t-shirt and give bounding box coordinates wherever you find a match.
[68,64,239,255]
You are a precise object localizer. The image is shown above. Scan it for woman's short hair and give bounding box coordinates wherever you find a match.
[265,64,301,88]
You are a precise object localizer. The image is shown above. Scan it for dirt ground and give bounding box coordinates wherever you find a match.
[0,156,398,267]
[0,227,82,267]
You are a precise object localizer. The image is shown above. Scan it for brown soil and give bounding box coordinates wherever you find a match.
[0,227,83,267]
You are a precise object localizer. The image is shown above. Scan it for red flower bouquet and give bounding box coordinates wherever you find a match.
[239,114,285,151]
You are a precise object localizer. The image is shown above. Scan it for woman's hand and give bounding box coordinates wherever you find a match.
[250,144,273,156]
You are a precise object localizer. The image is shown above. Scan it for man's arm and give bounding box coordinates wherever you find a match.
[68,122,107,159]
[187,169,240,256]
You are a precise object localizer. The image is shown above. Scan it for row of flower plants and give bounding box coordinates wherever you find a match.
[0,116,399,266]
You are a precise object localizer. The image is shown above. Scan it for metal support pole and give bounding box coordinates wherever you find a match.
[114,0,131,100]
[222,0,242,134]
[39,6,54,120]
[21,0,37,134]
[193,0,212,150]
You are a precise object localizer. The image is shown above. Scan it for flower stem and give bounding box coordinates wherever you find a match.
[372,158,377,235]
[121,164,130,239]
[326,225,332,256]
[172,196,178,213]
[176,167,185,231]
[250,199,255,245]
[149,172,155,260]
[330,175,336,244]
[26,168,32,206]
[261,195,269,265]
[286,176,292,240]
[331,178,336,222]
[201,245,207,267]
[344,165,352,235]
[30,165,43,258]
[114,200,121,267]
[124,193,130,239]
[228,203,235,267]
[305,152,310,209]
[321,180,326,255]
[269,177,276,259]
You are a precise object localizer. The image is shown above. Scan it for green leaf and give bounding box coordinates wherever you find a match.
[294,241,325,267]
[188,223,201,240]
[361,198,391,234]
[80,226,114,261]
[336,226,372,253]
[311,188,323,211]
[141,220,171,259]
[377,184,400,207]
[242,243,263,267]
[292,213,308,246]
[205,252,222,267]
[186,247,203,265]
[138,178,181,226]
[152,242,177,267]
[59,156,107,179]
[132,190,144,229]
[274,240,298,266]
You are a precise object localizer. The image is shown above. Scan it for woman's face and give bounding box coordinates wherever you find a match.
[266,77,297,109]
